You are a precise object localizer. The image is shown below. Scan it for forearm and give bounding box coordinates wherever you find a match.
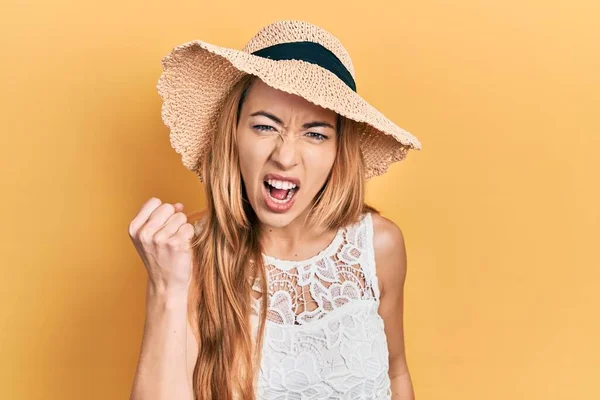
[130,284,193,400]
[391,370,415,400]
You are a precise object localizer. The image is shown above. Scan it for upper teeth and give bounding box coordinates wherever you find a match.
[267,179,297,190]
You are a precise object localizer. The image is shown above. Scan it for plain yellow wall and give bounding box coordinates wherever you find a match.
[2,0,598,399]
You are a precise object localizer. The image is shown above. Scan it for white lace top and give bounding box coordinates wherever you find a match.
[250,212,392,399]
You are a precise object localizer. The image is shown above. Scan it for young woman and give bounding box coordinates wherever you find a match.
[129,20,422,400]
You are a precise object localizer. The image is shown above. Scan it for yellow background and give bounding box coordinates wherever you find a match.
[2,0,598,398]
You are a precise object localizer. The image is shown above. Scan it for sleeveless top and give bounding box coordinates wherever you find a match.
[249,212,392,399]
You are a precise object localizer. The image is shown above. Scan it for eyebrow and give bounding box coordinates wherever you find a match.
[249,110,335,130]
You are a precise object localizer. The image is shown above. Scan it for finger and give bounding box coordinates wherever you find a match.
[176,223,196,242]
[155,212,187,240]
[144,203,178,231]
[173,203,184,212]
[129,197,162,236]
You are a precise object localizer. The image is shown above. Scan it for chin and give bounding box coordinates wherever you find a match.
[256,212,292,228]
[254,204,304,228]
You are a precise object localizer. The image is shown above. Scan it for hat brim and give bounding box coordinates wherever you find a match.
[157,40,422,181]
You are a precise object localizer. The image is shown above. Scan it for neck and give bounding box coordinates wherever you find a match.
[258,208,335,261]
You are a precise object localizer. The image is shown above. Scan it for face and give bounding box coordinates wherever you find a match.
[236,79,338,228]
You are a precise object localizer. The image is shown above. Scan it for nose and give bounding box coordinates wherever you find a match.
[270,134,298,170]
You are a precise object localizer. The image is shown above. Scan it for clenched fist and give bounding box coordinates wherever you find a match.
[128,197,195,295]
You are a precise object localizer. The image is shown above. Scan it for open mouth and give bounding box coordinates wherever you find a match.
[261,176,301,213]
[263,180,298,203]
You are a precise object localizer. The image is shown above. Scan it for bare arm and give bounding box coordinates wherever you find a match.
[127,198,200,400]
[129,284,197,400]
[372,213,415,400]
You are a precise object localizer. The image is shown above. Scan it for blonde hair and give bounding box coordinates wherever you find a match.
[187,74,378,399]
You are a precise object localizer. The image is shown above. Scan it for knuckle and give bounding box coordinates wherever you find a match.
[152,232,168,245]
[178,224,195,242]
[174,212,187,221]
[161,203,175,214]
[166,236,182,249]
[127,222,136,237]
[138,228,153,244]
[181,223,194,234]
[146,197,161,210]
[139,229,156,246]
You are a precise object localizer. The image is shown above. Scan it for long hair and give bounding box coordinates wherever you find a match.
[188,74,378,400]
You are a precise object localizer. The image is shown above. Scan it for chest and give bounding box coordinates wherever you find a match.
[251,220,381,325]
[253,300,392,399]
[248,214,392,398]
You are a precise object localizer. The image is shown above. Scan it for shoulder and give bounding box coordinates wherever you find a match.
[370,213,405,254]
[369,212,408,297]
[370,212,406,262]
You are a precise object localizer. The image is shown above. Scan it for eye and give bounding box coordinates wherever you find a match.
[305,132,328,141]
[253,125,276,132]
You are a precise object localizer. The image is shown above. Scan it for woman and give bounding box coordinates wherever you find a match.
[129,20,422,400]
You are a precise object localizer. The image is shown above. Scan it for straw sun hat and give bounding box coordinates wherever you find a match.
[156,20,422,182]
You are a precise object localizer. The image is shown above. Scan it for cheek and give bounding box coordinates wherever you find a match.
[237,131,269,185]
[304,145,337,184]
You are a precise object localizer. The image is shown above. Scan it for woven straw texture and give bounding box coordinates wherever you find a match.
[157,20,422,181]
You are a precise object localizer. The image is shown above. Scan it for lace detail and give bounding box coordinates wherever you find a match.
[250,212,392,399]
